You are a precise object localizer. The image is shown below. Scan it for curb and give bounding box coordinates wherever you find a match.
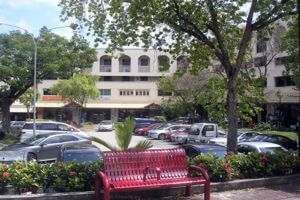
[0,174,299,200]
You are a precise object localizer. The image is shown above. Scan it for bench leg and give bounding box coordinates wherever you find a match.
[103,189,111,200]
[185,185,191,196]
[204,182,210,200]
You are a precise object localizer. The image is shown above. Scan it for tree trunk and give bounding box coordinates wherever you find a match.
[226,76,238,153]
[26,107,31,119]
[1,99,11,136]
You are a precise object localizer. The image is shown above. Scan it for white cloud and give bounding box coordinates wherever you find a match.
[15,19,38,34]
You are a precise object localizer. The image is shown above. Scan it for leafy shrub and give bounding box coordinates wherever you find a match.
[154,116,167,121]
[192,151,300,182]
[0,164,10,192]
[50,160,103,192]
[8,162,46,194]
[191,153,236,181]
[253,122,272,131]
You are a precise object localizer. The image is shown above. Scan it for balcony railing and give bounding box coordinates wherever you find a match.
[138,65,150,72]
[119,65,131,72]
[100,65,112,72]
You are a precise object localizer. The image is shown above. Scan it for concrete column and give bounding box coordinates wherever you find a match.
[111,108,119,123]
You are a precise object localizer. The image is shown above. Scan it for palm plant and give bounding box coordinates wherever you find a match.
[91,117,153,151]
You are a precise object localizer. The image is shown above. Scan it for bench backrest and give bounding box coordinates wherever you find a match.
[103,148,189,182]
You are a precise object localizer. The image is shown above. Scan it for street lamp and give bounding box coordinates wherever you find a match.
[0,23,72,136]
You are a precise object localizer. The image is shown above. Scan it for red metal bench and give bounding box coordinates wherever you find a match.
[95,148,210,200]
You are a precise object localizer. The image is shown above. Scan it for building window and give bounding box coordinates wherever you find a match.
[103,76,112,81]
[122,76,130,81]
[256,33,268,53]
[119,55,131,72]
[136,90,150,96]
[100,89,111,96]
[138,56,150,72]
[275,76,295,87]
[158,89,172,96]
[275,56,289,66]
[120,89,134,96]
[158,55,170,72]
[43,89,56,95]
[140,77,149,81]
[100,56,112,72]
[254,56,267,67]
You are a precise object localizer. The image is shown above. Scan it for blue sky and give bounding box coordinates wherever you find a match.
[0,0,75,39]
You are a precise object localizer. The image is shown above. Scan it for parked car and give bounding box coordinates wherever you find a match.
[165,126,190,141]
[182,144,227,159]
[58,143,103,163]
[244,134,297,150]
[134,118,162,130]
[237,142,287,154]
[20,121,88,142]
[134,123,165,136]
[0,121,25,133]
[97,120,114,131]
[148,124,188,140]
[209,131,261,146]
[0,151,29,164]
[2,133,91,162]
[187,123,219,144]
[173,133,188,144]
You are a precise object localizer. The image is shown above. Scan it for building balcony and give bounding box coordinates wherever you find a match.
[138,66,151,72]
[119,65,131,72]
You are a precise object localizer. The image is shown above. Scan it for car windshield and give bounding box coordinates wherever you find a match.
[101,121,112,125]
[260,147,286,154]
[62,151,102,163]
[22,135,48,145]
[189,124,203,134]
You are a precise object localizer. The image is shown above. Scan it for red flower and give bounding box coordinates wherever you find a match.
[225,167,234,173]
[227,174,233,181]
[2,172,10,177]
[260,154,268,162]
[69,171,76,176]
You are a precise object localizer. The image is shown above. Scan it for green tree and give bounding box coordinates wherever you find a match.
[281,16,300,89]
[0,27,97,134]
[19,88,40,119]
[59,0,296,152]
[91,117,153,151]
[51,74,100,124]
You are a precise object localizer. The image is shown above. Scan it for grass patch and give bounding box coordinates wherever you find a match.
[0,133,19,148]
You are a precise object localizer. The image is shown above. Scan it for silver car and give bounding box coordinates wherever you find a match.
[97,120,114,131]
[1,133,91,162]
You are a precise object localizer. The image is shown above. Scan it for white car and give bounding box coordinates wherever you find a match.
[148,124,187,140]
[97,120,114,131]
[173,134,188,144]
[209,131,261,146]
[237,142,287,154]
[20,121,88,142]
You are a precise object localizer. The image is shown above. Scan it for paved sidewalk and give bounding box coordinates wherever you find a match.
[163,183,300,200]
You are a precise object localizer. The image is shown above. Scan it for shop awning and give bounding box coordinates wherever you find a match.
[10,107,29,113]
[36,102,67,108]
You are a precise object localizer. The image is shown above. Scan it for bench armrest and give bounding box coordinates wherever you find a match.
[189,165,210,182]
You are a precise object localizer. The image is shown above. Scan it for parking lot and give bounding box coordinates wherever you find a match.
[87,130,179,151]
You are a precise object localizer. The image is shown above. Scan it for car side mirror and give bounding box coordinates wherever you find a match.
[40,143,45,148]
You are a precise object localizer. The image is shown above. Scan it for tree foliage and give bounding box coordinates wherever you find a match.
[19,88,40,119]
[0,27,97,133]
[281,16,300,89]
[51,74,100,107]
[91,117,153,151]
[59,0,296,152]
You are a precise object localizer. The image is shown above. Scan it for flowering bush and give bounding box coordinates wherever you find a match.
[0,160,104,194]
[192,151,300,182]
[0,164,10,192]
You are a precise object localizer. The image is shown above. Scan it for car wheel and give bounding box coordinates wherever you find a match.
[28,153,37,162]
[158,134,165,140]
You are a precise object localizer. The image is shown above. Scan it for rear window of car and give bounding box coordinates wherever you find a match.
[23,123,33,129]
[40,123,58,130]
[62,151,102,163]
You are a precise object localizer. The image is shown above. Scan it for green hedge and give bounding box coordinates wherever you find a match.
[191,151,300,182]
[0,160,103,194]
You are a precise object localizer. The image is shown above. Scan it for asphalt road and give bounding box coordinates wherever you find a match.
[87,130,179,151]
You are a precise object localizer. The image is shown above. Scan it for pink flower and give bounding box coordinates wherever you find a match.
[69,171,76,176]
[2,172,10,177]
